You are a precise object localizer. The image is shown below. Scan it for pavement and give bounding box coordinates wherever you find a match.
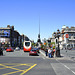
[40,50,71,60]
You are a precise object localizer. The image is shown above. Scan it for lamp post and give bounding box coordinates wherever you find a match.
[54,29,61,57]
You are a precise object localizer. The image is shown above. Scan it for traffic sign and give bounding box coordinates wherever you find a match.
[65,34,69,38]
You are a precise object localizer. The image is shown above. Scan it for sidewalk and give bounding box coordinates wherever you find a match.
[40,50,70,59]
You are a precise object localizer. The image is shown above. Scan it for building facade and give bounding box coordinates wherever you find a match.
[0,25,30,48]
[0,25,14,47]
[61,25,75,49]
[51,25,75,49]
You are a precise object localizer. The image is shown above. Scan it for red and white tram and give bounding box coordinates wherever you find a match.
[23,41,31,52]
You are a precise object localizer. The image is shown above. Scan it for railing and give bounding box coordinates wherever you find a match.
[68,36,75,40]
[64,30,75,32]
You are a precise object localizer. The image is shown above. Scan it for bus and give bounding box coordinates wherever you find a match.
[23,41,31,52]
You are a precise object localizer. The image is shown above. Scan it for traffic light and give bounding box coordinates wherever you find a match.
[48,40,51,43]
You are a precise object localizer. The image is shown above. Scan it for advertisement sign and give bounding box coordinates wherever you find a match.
[0,30,10,37]
[0,38,10,43]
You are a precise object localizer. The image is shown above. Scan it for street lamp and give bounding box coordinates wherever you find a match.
[54,29,61,57]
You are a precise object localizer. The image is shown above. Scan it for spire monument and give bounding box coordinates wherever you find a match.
[37,16,41,43]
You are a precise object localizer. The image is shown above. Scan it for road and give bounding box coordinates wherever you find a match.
[0,49,75,75]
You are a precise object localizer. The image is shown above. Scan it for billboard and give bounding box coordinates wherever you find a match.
[0,30,10,37]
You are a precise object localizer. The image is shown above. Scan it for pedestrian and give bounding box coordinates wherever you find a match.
[45,48,48,56]
[48,48,52,58]
[0,47,3,56]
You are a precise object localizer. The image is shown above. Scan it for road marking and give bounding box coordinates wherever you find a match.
[0,64,23,71]
[3,63,33,66]
[20,64,31,66]
[20,64,37,75]
[0,67,7,69]
[0,63,37,75]
[3,70,23,75]
[72,71,75,74]
[64,65,70,70]
[56,59,75,75]
[43,57,45,59]
[0,64,27,70]
[40,51,45,56]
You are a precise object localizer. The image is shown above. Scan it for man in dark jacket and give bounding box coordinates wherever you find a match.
[0,47,3,55]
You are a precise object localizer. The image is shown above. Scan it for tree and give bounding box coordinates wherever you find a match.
[32,43,35,47]
[51,42,55,45]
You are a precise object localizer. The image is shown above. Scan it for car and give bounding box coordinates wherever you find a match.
[15,47,20,51]
[33,48,40,53]
[29,49,38,56]
[0,48,3,55]
[6,47,14,52]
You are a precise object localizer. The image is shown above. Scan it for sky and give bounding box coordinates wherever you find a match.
[0,0,75,42]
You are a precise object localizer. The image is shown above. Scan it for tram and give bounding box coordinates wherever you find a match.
[23,41,32,52]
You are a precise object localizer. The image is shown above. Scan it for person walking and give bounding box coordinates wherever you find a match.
[0,47,3,56]
[48,48,52,58]
[45,48,48,56]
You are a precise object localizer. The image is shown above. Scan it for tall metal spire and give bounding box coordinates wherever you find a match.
[39,16,40,35]
[37,16,41,43]
[38,16,40,39]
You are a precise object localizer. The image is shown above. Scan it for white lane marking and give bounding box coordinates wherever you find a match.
[72,71,75,74]
[43,57,45,59]
[56,59,75,75]
[39,51,46,59]
[64,65,70,70]
[40,51,45,56]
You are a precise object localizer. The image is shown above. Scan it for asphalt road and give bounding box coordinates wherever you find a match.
[0,49,75,75]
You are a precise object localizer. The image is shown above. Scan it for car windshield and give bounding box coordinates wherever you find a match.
[33,48,38,50]
[7,47,13,49]
[31,49,36,51]
[7,48,11,49]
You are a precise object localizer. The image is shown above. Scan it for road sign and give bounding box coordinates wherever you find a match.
[65,34,69,38]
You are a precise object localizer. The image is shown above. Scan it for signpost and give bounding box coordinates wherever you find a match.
[65,34,69,50]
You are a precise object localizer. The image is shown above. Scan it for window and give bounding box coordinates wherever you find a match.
[74,37,75,39]
[25,42,30,46]
[69,37,71,39]
[69,34,71,37]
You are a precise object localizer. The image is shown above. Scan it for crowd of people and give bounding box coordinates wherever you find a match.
[44,47,55,58]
